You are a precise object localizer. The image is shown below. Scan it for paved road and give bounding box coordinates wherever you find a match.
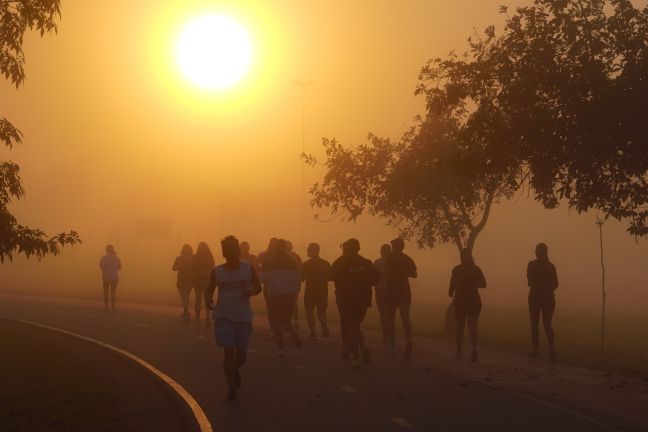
[0,298,623,432]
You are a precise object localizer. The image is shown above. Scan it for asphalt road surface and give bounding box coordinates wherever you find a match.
[0,298,624,432]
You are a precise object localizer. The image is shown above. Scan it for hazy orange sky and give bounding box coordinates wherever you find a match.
[2,0,648,313]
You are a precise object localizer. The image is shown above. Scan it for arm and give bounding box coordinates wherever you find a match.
[248,266,263,296]
[551,264,559,291]
[205,270,217,309]
[300,262,307,283]
[476,266,486,289]
[172,257,179,272]
[408,257,417,278]
[449,268,456,297]
[117,258,122,271]
[526,262,533,289]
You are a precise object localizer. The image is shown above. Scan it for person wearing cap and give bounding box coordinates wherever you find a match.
[526,242,559,362]
[99,244,121,313]
[331,238,379,368]
[384,237,417,358]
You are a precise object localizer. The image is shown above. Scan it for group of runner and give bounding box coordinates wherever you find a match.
[99,236,559,402]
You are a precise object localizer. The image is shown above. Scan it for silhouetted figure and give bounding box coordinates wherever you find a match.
[240,241,260,273]
[262,239,302,356]
[449,248,486,362]
[258,238,278,336]
[300,243,332,340]
[332,238,379,368]
[99,244,121,313]
[384,238,417,358]
[193,242,215,324]
[286,240,303,330]
[527,242,559,362]
[373,244,392,344]
[173,244,194,322]
[205,236,262,402]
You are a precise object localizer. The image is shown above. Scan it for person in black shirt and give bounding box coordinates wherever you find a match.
[449,248,486,362]
[300,243,332,340]
[373,243,392,344]
[331,238,379,368]
[384,238,417,359]
[527,243,559,361]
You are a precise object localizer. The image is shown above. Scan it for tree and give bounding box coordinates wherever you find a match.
[1,0,79,262]
[418,0,648,236]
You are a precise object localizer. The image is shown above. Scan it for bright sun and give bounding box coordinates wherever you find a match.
[176,14,252,90]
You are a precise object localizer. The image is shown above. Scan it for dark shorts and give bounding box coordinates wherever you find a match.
[304,291,327,309]
[336,299,369,323]
[214,318,252,351]
[454,295,482,318]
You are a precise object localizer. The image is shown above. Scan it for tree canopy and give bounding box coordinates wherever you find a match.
[308,0,648,252]
[1,0,79,262]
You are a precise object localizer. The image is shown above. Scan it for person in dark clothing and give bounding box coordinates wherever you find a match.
[384,238,417,359]
[300,243,332,340]
[261,239,302,356]
[527,242,559,361]
[240,241,260,273]
[99,244,121,313]
[286,240,303,330]
[331,238,379,368]
[173,244,194,322]
[449,248,486,362]
[258,238,278,336]
[373,244,391,344]
[193,242,215,325]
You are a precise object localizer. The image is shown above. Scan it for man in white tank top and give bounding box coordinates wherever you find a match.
[206,236,262,402]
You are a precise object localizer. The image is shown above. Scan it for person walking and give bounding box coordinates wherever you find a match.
[258,238,278,336]
[300,242,332,340]
[173,244,194,322]
[193,242,215,325]
[286,240,303,330]
[527,242,559,362]
[384,238,417,358]
[205,236,262,402]
[449,248,486,362]
[99,244,121,313]
[262,239,302,357]
[373,243,392,344]
[331,238,379,368]
[240,241,260,273]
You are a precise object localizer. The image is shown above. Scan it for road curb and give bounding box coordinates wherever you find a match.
[0,315,213,432]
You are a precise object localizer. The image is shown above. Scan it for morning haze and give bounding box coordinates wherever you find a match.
[1,0,647,316]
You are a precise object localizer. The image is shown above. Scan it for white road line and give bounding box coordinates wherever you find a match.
[87,314,99,319]
[1,315,212,432]
[340,385,356,392]
[391,417,414,428]
[191,334,206,339]
[137,323,150,328]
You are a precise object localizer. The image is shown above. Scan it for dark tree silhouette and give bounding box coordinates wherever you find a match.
[307,0,648,252]
[1,0,79,262]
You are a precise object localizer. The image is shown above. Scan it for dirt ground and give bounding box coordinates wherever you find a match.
[0,319,192,432]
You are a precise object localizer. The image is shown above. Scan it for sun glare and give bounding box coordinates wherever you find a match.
[176,14,252,91]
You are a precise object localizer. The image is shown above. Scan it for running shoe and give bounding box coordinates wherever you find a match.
[361,347,371,365]
[403,341,413,360]
[227,388,237,402]
[470,350,479,362]
[321,324,330,338]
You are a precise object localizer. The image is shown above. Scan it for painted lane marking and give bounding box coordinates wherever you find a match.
[1,316,212,432]
[340,385,356,392]
[391,417,414,428]
[137,323,150,328]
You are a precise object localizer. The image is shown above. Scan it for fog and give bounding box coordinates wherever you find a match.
[1,0,648,315]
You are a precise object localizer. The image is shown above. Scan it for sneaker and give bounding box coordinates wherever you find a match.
[470,350,479,362]
[350,358,362,369]
[234,369,242,389]
[361,347,371,365]
[227,388,237,402]
[321,324,330,338]
[403,341,413,360]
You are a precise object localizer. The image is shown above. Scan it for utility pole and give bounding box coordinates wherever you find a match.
[596,216,606,354]
[292,79,314,249]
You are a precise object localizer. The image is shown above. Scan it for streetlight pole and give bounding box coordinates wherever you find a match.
[292,79,314,249]
[596,216,606,354]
